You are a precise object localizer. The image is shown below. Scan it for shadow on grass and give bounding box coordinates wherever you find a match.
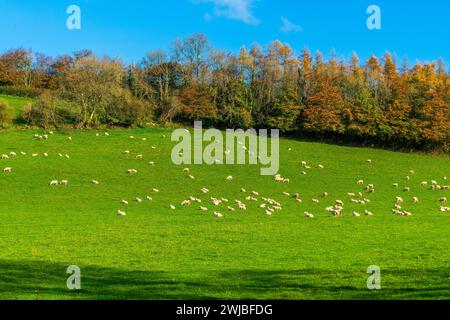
[0,260,448,300]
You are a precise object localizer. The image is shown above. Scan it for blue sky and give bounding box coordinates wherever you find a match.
[0,0,449,65]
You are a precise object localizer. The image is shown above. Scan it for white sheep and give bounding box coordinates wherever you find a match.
[117,210,126,216]
[304,211,314,218]
[49,180,59,186]
[60,180,69,186]
[364,210,374,216]
[3,167,12,173]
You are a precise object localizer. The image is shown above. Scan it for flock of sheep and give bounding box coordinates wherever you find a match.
[1,131,449,219]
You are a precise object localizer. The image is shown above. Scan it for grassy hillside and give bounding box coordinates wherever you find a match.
[0,94,31,119]
[0,127,449,299]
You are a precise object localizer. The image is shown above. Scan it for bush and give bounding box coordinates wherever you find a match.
[104,91,151,126]
[0,85,43,98]
[0,101,14,127]
[21,92,81,128]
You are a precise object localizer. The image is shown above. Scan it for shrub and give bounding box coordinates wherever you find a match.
[0,85,43,98]
[0,101,14,127]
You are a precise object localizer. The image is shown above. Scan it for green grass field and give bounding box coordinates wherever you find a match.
[0,95,448,300]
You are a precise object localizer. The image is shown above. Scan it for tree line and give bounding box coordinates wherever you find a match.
[0,33,448,152]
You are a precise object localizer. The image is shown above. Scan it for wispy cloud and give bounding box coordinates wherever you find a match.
[194,0,260,25]
[279,17,302,33]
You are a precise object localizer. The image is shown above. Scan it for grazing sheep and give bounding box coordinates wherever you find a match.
[124,150,130,155]
[181,200,191,206]
[183,168,190,173]
[403,187,411,192]
[187,175,195,180]
[238,203,247,210]
[364,210,374,216]
[136,155,143,159]
[366,159,372,164]
[49,180,59,186]
[152,188,160,193]
[199,206,208,211]
[352,211,361,217]
[412,197,419,204]
[3,167,12,173]
[146,196,153,201]
[60,180,69,186]
[304,211,314,218]
[312,198,320,204]
[201,188,209,194]
[136,197,142,203]
[92,180,100,185]
[121,200,129,205]
[318,164,324,169]
[226,176,233,181]
[357,180,364,185]
[421,181,428,187]
[127,169,138,174]
[1,154,9,159]
[170,205,176,210]
[117,210,126,216]
[9,152,16,157]
[393,183,399,188]
[214,212,223,218]
[148,161,155,166]
[439,197,448,203]
[396,197,404,203]
[228,206,236,212]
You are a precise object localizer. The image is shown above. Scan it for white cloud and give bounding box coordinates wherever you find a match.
[279,17,302,33]
[195,0,260,25]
